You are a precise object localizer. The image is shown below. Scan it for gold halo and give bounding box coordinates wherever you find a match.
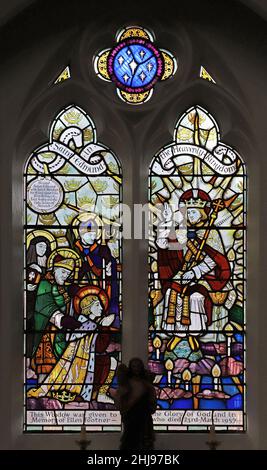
[26,230,57,250]
[74,285,109,314]
[72,212,103,240]
[47,248,82,271]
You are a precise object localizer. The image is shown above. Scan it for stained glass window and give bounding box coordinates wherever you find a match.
[54,66,71,84]
[24,104,122,432]
[199,66,216,84]
[148,105,246,432]
[94,26,177,105]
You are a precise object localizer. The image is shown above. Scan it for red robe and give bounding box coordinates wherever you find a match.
[93,326,111,392]
[157,236,231,325]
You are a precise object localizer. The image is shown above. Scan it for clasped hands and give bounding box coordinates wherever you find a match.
[173,269,196,285]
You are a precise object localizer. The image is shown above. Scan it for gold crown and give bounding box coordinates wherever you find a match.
[54,229,65,237]
[181,198,209,208]
[64,110,82,125]
[80,294,98,310]
[52,390,76,403]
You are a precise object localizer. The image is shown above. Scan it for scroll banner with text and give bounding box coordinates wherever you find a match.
[152,143,239,176]
[31,141,108,175]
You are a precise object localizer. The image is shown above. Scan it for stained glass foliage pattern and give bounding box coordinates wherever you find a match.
[24,105,122,432]
[199,66,216,84]
[54,66,71,84]
[94,26,177,105]
[148,106,246,432]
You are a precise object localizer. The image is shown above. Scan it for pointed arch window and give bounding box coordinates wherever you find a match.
[24,105,122,432]
[148,106,246,432]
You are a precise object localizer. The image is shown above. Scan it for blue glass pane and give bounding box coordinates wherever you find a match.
[235,333,243,343]
[227,394,243,410]
[113,45,157,88]
[158,399,170,410]
[129,44,154,64]
[171,399,193,409]
[200,399,226,410]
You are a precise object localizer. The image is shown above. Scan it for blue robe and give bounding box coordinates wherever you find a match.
[75,240,120,329]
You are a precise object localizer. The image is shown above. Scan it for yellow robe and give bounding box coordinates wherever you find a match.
[27,330,96,400]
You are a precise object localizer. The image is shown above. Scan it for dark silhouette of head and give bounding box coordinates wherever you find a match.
[128,357,147,379]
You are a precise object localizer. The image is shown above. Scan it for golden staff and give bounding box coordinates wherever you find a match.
[193,109,200,146]
[164,108,240,325]
[178,111,239,325]
[179,198,224,325]
[194,199,224,261]
[188,195,238,268]
[107,170,122,185]
[179,193,238,326]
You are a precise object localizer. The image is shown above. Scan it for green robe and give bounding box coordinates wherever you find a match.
[32,279,67,359]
